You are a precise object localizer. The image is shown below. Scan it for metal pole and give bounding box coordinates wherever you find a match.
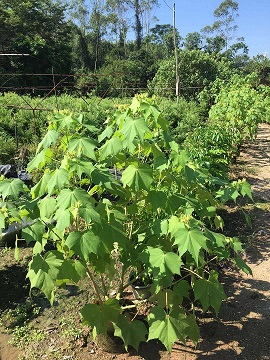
[173,3,179,101]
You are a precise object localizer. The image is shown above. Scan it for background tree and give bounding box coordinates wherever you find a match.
[184,32,203,51]
[0,0,72,90]
[202,0,239,51]
[149,49,236,99]
[68,0,92,70]
[133,0,143,50]
[146,24,179,59]
[105,0,130,59]
[244,55,270,85]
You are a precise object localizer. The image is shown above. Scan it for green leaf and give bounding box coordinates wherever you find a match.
[37,130,59,152]
[173,281,191,304]
[66,230,101,261]
[151,289,175,309]
[114,315,147,351]
[99,219,127,251]
[146,247,182,279]
[204,229,226,248]
[22,220,45,245]
[79,204,101,224]
[47,168,69,195]
[185,314,200,347]
[69,159,94,179]
[54,114,75,130]
[234,254,252,275]
[57,259,84,283]
[0,179,25,200]
[27,251,64,304]
[0,212,5,234]
[98,126,114,143]
[143,103,162,123]
[56,188,91,210]
[121,117,150,144]
[73,259,87,279]
[54,208,71,231]
[193,270,226,315]
[173,225,209,265]
[91,168,124,196]
[148,306,189,352]
[239,180,253,200]
[27,148,53,171]
[68,137,97,160]
[99,137,123,160]
[216,186,240,203]
[147,191,167,211]
[38,196,56,221]
[122,164,153,192]
[81,299,121,336]
[31,172,52,198]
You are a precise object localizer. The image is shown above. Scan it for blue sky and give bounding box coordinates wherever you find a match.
[152,0,270,57]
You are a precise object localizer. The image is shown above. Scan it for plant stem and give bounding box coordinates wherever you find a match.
[182,266,203,279]
[86,266,103,304]
[101,275,108,297]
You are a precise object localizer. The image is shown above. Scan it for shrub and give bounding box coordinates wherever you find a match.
[0,95,252,352]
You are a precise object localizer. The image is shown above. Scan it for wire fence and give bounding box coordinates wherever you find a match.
[0,72,204,154]
[0,72,203,106]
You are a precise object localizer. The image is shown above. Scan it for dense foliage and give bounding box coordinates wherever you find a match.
[149,50,238,99]
[185,74,269,176]
[0,95,254,352]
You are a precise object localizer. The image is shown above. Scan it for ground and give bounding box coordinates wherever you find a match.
[0,124,269,360]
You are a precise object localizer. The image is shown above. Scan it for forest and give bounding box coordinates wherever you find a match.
[1,0,270,94]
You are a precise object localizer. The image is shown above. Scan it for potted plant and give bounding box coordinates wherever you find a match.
[128,266,153,300]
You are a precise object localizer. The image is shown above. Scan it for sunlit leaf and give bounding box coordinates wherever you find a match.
[122,164,153,192]
[27,251,64,304]
[99,137,123,160]
[31,172,51,198]
[146,247,182,279]
[38,196,56,221]
[56,188,91,210]
[68,137,97,160]
[121,117,150,143]
[54,208,71,231]
[173,225,209,264]
[27,148,53,171]
[22,220,45,245]
[66,230,101,261]
[0,179,25,200]
[47,168,69,195]
[37,130,59,153]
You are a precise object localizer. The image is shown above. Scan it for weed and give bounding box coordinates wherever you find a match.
[8,324,44,349]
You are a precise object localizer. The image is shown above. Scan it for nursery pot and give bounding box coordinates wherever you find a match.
[131,283,152,300]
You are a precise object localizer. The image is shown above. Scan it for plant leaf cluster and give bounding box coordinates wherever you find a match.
[0,95,252,352]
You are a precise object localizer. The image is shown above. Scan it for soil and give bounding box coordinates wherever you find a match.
[0,124,269,360]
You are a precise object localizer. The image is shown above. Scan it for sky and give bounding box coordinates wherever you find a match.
[152,0,270,57]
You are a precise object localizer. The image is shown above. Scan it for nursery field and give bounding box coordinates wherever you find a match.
[2,0,270,357]
[0,80,270,359]
[0,111,269,359]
